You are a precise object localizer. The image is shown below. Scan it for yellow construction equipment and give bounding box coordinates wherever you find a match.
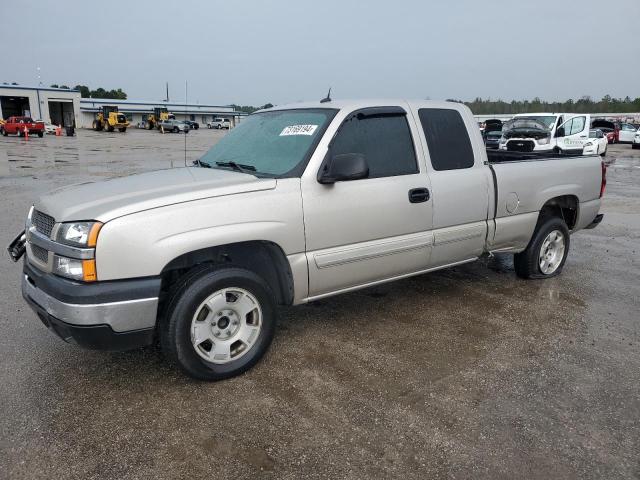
[92,106,129,132]
[145,107,174,130]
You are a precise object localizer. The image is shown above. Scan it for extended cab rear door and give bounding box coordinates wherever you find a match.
[301,104,434,298]
[410,103,492,267]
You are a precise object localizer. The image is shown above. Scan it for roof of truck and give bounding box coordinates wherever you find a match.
[261,99,466,113]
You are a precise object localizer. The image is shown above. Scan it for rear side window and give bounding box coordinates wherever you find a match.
[330,111,417,178]
[418,109,474,171]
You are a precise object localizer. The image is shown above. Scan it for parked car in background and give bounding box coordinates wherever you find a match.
[158,119,190,133]
[618,123,638,143]
[184,120,200,130]
[43,123,57,135]
[1,116,45,137]
[207,118,231,129]
[484,129,503,149]
[591,119,619,143]
[499,113,591,154]
[583,129,608,156]
[632,130,640,149]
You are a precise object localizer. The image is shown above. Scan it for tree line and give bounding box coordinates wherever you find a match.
[47,84,128,99]
[448,95,640,115]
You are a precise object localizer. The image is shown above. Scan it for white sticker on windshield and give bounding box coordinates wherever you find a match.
[280,124,318,136]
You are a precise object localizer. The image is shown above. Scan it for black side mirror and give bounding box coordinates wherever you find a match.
[318,153,369,184]
[556,127,565,138]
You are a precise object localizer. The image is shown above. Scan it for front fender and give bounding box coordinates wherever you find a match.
[95,180,305,280]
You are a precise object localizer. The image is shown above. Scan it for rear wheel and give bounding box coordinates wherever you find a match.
[107,125,114,132]
[160,266,277,380]
[173,126,179,133]
[514,216,570,279]
[119,127,127,132]
[37,131,43,138]
[2,128,7,136]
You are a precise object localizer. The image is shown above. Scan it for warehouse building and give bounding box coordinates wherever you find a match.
[0,85,81,127]
[0,85,245,128]
[79,98,246,128]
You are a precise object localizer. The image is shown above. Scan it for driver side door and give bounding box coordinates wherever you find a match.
[301,106,433,299]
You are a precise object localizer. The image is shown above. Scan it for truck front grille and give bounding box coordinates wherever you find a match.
[30,244,49,263]
[32,210,55,237]
[506,140,535,152]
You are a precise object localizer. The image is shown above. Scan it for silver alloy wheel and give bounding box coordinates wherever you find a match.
[190,287,262,364]
[539,230,565,275]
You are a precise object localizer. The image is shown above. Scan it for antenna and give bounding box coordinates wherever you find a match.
[184,80,188,167]
[165,82,169,102]
[320,87,332,103]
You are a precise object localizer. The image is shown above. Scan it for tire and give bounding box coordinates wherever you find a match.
[173,126,179,133]
[107,125,114,132]
[160,266,277,381]
[37,131,43,138]
[2,128,7,136]
[514,216,570,279]
[632,144,639,150]
[119,127,127,132]
[216,124,221,129]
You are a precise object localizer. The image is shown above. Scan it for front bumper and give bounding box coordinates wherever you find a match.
[22,261,161,350]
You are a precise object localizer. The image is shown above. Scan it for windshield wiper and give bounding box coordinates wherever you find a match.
[193,159,210,168]
[215,161,256,174]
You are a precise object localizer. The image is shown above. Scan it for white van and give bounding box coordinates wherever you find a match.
[499,113,591,154]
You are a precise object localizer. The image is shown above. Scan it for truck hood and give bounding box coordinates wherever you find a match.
[35,167,276,223]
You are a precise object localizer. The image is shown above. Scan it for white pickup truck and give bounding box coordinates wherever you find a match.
[8,100,606,380]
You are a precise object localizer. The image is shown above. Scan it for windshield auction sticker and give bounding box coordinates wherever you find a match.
[280,125,318,136]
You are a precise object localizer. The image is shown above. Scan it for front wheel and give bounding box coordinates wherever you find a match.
[119,127,127,132]
[173,126,179,133]
[514,216,570,279]
[37,131,44,138]
[160,266,277,380]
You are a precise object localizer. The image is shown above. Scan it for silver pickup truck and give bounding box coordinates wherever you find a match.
[8,100,606,380]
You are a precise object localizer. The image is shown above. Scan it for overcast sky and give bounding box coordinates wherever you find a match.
[2,0,639,106]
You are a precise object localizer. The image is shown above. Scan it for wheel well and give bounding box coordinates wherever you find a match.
[159,241,295,306]
[539,195,578,229]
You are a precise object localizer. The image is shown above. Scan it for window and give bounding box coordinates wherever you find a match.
[418,108,474,171]
[621,123,636,131]
[329,109,418,178]
[564,116,586,136]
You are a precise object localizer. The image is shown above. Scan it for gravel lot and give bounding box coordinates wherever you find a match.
[1,129,638,479]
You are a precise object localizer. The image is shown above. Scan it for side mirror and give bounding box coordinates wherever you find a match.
[318,153,369,184]
[556,127,565,138]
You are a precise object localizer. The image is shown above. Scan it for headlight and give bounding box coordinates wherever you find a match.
[499,136,507,144]
[584,142,593,147]
[52,255,97,282]
[56,222,102,247]
[536,137,550,145]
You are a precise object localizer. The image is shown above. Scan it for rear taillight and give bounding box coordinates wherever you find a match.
[600,161,607,198]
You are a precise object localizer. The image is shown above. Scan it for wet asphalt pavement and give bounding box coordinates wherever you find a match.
[0,130,638,479]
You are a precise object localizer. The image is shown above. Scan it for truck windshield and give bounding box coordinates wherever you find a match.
[199,108,337,177]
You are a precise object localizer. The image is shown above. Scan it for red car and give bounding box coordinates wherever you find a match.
[1,116,45,137]
[591,119,619,144]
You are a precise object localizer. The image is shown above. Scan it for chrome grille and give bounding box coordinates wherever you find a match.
[30,244,48,263]
[32,210,55,237]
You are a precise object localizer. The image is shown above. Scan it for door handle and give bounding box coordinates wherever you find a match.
[408,188,430,203]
